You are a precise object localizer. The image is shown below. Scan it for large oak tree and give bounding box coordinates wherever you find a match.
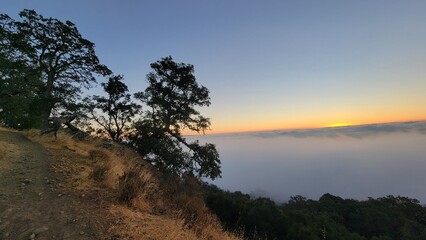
[0,9,111,128]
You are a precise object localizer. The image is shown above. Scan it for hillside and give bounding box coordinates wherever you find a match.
[0,128,239,240]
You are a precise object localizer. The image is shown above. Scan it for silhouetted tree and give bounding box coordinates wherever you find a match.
[130,56,221,180]
[0,9,111,128]
[85,75,140,142]
[0,13,43,128]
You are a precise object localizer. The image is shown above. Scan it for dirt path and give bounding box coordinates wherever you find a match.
[0,130,109,240]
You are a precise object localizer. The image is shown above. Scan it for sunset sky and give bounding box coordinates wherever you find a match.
[2,1,426,134]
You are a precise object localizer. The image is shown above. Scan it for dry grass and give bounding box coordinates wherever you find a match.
[109,204,238,240]
[1,123,22,171]
[109,205,200,240]
[24,129,240,240]
[0,126,18,132]
[0,141,21,170]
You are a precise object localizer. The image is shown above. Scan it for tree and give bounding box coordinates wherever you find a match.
[0,13,43,128]
[130,56,221,180]
[0,60,42,129]
[85,75,140,142]
[0,9,111,128]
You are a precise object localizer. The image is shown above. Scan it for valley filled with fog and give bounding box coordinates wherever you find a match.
[193,121,426,203]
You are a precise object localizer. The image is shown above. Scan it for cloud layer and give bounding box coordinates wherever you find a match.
[198,121,426,203]
[233,121,426,139]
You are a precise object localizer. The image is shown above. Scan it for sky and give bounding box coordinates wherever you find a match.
[2,1,426,133]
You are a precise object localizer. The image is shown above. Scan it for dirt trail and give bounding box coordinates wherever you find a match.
[0,130,108,240]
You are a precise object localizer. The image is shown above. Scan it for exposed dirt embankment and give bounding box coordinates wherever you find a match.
[0,129,239,240]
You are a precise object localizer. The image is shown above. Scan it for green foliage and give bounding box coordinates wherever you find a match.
[130,56,221,180]
[0,9,111,128]
[84,75,140,142]
[1,9,222,182]
[135,56,211,134]
[203,185,426,240]
[0,14,43,129]
[0,59,42,129]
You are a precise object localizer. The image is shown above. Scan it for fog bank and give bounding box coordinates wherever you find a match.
[192,121,426,203]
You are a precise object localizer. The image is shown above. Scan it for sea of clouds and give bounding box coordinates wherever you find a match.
[192,121,426,203]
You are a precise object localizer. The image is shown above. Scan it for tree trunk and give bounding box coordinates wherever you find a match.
[41,74,55,129]
[41,107,51,129]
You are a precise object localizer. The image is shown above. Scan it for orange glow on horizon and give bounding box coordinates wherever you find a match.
[324,122,354,128]
[193,91,426,135]
[202,116,426,135]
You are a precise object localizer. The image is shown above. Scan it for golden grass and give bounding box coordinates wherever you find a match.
[0,126,21,170]
[109,205,201,240]
[25,129,240,240]
[109,204,238,240]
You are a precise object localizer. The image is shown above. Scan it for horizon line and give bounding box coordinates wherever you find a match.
[186,119,426,137]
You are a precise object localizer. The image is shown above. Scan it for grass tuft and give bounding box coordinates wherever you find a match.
[91,164,109,181]
[118,170,142,205]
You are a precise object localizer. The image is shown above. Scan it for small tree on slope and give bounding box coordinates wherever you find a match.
[85,75,141,142]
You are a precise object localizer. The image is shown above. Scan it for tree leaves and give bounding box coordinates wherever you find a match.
[0,9,111,128]
[1,9,222,181]
[131,56,221,180]
[204,186,426,240]
[84,75,140,142]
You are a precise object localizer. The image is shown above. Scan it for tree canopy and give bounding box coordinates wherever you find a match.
[130,56,221,180]
[0,9,111,128]
[204,185,426,240]
[1,9,221,180]
[0,13,43,128]
[84,75,141,142]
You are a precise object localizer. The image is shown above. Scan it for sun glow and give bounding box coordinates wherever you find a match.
[326,122,353,128]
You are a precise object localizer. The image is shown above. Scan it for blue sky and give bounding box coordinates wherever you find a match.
[2,1,426,133]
